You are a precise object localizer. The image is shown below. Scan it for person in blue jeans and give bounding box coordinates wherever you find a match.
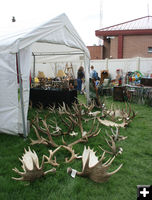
[77,66,85,94]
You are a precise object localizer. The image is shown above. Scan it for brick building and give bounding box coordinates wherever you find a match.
[87,45,103,60]
[94,16,152,59]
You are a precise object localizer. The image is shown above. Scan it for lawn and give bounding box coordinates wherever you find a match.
[0,95,152,200]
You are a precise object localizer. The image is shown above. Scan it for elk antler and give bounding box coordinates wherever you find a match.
[12,147,56,182]
[30,125,50,146]
[102,103,136,122]
[43,146,61,166]
[110,127,127,142]
[62,145,81,163]
[30,120,59,147]
[67,146,123,183]
[99,134,123,156]
[62,119,101,147]
[80,100,95,114]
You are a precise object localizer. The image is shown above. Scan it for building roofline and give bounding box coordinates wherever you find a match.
[96,16,152,32]
[96,29,152,37]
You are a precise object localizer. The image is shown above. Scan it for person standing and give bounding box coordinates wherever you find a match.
[77,66,85,94]
[90,65,98,80]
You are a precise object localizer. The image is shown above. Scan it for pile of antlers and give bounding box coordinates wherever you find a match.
[29,101,101,166]
[12,100,135,183]
[97,102,136,128]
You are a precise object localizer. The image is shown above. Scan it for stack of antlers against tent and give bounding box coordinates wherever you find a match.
[0,13,90,137]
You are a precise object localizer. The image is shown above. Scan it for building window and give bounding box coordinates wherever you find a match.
[148,47,152,53]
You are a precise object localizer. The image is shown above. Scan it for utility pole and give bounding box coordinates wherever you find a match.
[98,0,103,46]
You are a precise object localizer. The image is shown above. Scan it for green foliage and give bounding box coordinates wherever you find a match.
[0,95,152,200]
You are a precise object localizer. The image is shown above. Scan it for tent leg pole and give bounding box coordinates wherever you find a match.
[16,52,27,138]
[32,53,36,79]
[84,54,90,105]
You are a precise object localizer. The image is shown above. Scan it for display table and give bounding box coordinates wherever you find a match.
[141,78,152,87]
[100,87,112,96]
[30,88,77,108]
[125,84,152,106]
[113,86,126,101]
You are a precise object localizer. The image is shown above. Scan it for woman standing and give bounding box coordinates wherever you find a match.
[77,66,85,94]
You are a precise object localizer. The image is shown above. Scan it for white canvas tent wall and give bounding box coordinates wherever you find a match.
[0,13,90,137]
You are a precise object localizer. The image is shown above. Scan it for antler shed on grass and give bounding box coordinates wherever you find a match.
[97,117,128,128]
[30,124,59,148]
[43,146,61,166]
[12,147,56,182]
[67,146,123,183]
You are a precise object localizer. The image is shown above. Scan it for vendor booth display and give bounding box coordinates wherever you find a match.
[125,71,143,85]
[0,13,90,137]
[30,88,77,108]
[125,85,152,106]
[30,67,77,107]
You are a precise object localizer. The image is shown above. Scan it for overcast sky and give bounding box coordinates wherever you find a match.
[0,0,151,45]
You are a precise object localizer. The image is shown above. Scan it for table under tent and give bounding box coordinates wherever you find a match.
[0,13,90,138]
[30,44,86,108]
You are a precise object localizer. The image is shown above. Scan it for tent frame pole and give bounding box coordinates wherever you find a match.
[16,52,27,138]
[32,53,36,79]
[84,53,90,105]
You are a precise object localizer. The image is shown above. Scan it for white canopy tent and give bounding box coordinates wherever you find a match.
[0,13,90,137]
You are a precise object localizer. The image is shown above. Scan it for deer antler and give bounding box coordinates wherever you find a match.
[67,146,123,183]
[12,147,56,182]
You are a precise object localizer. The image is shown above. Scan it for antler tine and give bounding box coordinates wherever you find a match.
[30,125,49,146]
[130,110,136,120]
[105,129,111,138]
[12,177,24,181]
[88,100,95,112]
[99,146,112,155]
[62,136,68,146]
[104,137,112,149]
[72,102,79,113]
[107,164,123,176]
[104,155,116,167]
[43,146,61,166]
[62,145,80,163]
[87,118,96,135]
[41,120,59,148]
[98,151,106,163]
[47,104,56,113]
[44,168,56,175]
[12,167,24,176]
[44,113,50,121]
[32,125,41,140]
[37,102,43,111]
[87,120,101,138]
[68,137,88,148]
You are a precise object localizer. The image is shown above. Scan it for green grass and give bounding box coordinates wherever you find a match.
[0,95,152,200]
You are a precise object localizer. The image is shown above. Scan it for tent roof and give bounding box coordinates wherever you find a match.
[0,13,90,58]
